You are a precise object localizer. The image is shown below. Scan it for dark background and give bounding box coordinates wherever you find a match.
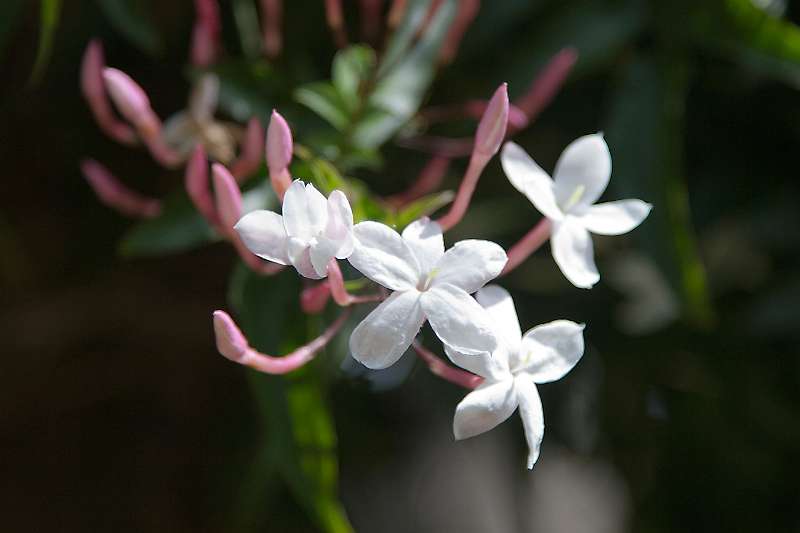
[2,0,799,531]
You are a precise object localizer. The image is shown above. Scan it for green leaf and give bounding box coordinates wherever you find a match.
[332,45,377,113]
[227,267,353,533]
[232,0,263,59]
[95,0,162,55]
[210,59,281,122]
[0,0,28,58]
[28,0,62,84]
[295,82,351,131]
[605,55,714,327]
[395,190,454,229]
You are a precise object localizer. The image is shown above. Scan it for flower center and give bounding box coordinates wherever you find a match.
[417,268,439,291]
[560,184,586,212]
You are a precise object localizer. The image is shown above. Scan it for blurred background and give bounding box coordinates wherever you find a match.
[2,0,800,531]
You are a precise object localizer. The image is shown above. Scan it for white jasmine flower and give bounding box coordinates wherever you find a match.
[235,180,354,279]
[446,285,585,469]
[501,134,652,288]
[347,217,507,369]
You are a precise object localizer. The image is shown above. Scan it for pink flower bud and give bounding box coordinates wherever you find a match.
[474,82,509,158]
[260,0,283,58]
[212,163,243,230]
[80,40,137,145]
[191,0,221,67]
[230,118,264,181]
[102,68,161,139]
[266,110,292,172]
[81,159,161,218]
[213,310,250,362]
[185,145,218,225]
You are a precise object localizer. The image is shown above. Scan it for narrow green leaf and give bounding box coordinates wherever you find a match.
[295,82,351,131]
[28,0,62,84]
[95,0,162,55]
[210,59,280,122]
[395,190,454,229]
[332,45,377,113]
[232,0,263,59]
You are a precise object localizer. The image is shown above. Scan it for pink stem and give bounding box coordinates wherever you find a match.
[185,145,219,226]
[327,259,384,306]
[213,308,351,374]
[143,135,183,169]
[260,0,283,58]
[324,0,348,48]
[413,342,482,389]
[438,0,479,64]
[359,0,383,44]
[81,40,137,145]
[230,118,264,181]
[300,282,332,314]
[510,47,578,134]
[270,167,292,202]
[386,155,450,207]
[501,218,552,275]
[435,151,490,231]
[81,159,161,218]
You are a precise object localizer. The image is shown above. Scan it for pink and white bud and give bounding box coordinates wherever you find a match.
[103,68,161,139]
[230,117,264,181]
[266,110,293,198]
[213,310,250,362]
[512,47,578,131]
[191,0,221,67]
[80,40,137,145]
[474,82,509,158]
[212,163,243,231]
[185,145,218,225]
[260,0,283,58]
[81,159,161,218]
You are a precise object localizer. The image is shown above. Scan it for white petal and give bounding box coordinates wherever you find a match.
[234,210,290,264]
[453,379,518,440]
[514,375,545,469]
[324,190,355,258]
[349,290,425,369]
[432,240,507,294]
[288,237,323,279]
[581,199,652,236]
[349,221,420,291]
[444,344,510,382]
[282,180,328,240]
[501,142,563,221]
[552,133,611,212]
[518,320,585,382]
[420,283,499,356]
[551,219,599,289]
[401,217,444,275]
[309,237,339,278]
[476,285,522,350]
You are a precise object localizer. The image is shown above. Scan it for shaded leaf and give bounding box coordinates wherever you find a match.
[332,45,376,113]
[95,0,162,55]
[295,82,350,131]
[395,190,454,229]
[28,0,62,84]
[0,0,26,55]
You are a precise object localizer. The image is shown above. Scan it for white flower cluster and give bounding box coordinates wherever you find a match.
[235,134,650,468]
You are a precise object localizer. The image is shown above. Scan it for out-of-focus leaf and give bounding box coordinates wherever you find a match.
[95,0,162,55]
[605,55,714,327]
[28,0,62,84]
[378,0,435,76]
[0,0,28,59]
[228,267,353,533]
[352,0,457,149]
[211,59,281,122]
[332,45,376,113]
[232,0,262,59]
[394,190,454,229]
[119,183,273,258]
[295,82,350,131]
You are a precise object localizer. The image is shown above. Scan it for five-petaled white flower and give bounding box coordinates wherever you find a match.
[235,180,354,279]
[445,285,584,469]
[347,217,507,369]
[501,134,652,288]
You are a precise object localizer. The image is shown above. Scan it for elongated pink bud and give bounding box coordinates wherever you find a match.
[324,0,347,48]
[81,159,161,218]
[191,0,221,67]
[212,163,242,231]
[81,40,137,145]
[230,118,264,181]
[213,309,351,374]
[185,145,218,225]
[474,82,509,157]
[102,68,161,140]
[511,47,578,132]
[266,110,293,199]
[300,282,331,314]
[439,0,479,64]
[437,83,508,231]
[260,0,283,58]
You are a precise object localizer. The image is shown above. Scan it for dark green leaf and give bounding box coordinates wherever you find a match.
[332,45,376,113]
[395,190,454,229]
[95,0,162,55]
[28,0,62,84]
[0,0,28,58]
[210,59,281,122]
[232,0,263,59]
[295,82,350,131]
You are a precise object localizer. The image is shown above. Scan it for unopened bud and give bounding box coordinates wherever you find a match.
[474,82,509,158]
[266,109,293,173]
[103,68,160,138]
[212,163,243,230]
